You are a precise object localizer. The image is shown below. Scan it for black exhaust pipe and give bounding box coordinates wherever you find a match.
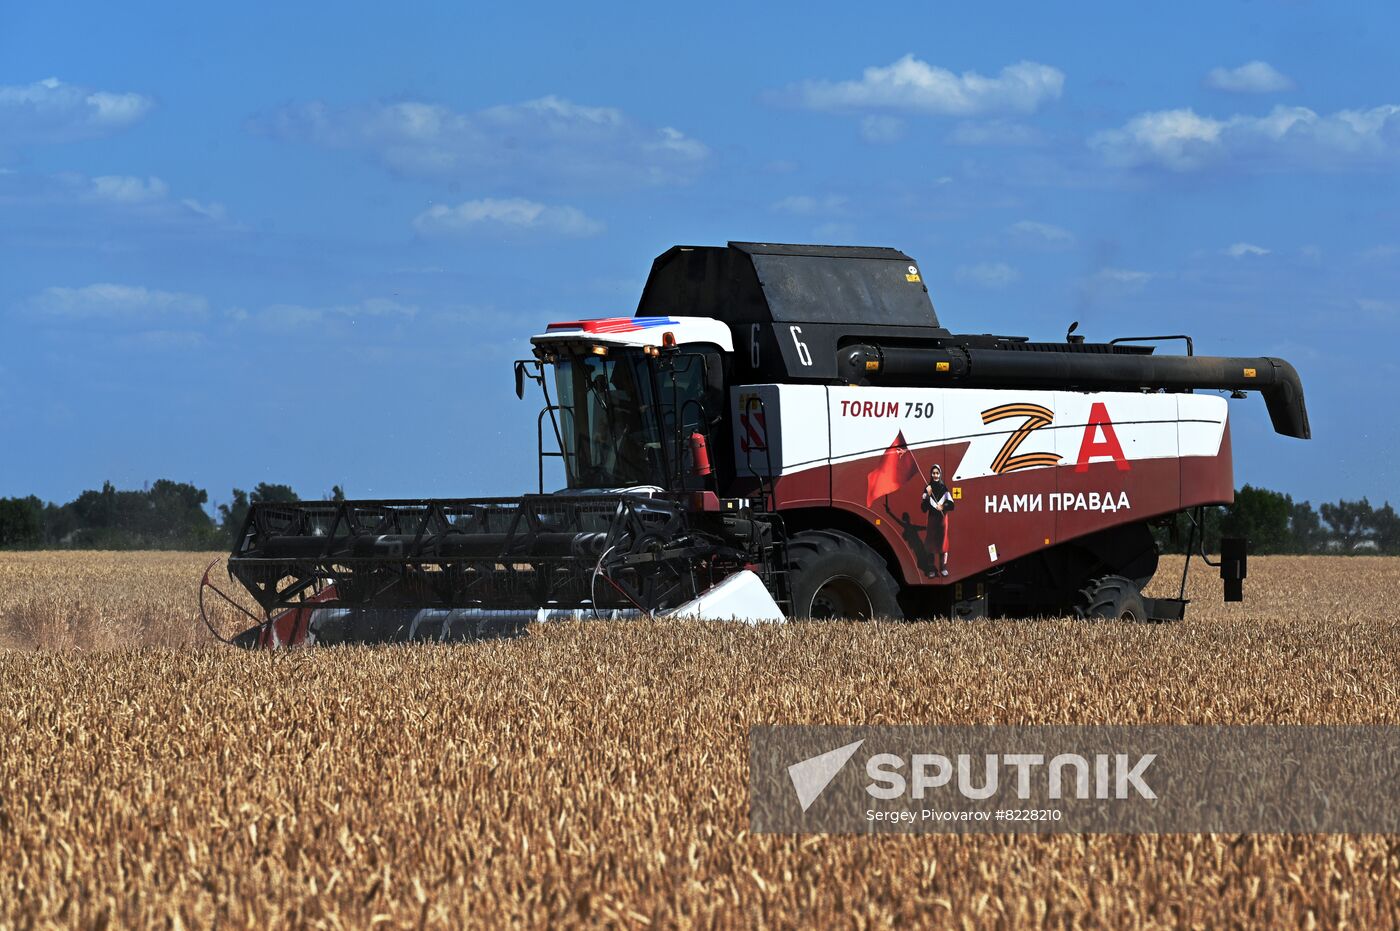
[844,344,1311,439]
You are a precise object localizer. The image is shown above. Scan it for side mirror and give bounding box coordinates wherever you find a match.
[514,361,526,400]
[1220,537,1247,602]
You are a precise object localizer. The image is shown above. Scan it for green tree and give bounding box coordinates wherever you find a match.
[1370,503,1400,555]
[217,489,250,540]
[0,496,44,547]
[70,481,119,537]
[1320,499,1375,553]
[1287,501,1326,554]
[42,500,78,546]
[1220,485,1293,554]
[252,483,299,504]
[145,480,219,547]
[219,483,300,541]
[40,480,219,549]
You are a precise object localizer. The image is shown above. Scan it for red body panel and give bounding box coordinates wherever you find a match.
[254,585,337,648]
[772,431,1234,587]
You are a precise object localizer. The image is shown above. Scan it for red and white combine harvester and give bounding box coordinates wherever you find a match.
[204,243,1309,646]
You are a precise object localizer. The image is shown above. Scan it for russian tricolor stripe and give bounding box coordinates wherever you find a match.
[546,316,677,333]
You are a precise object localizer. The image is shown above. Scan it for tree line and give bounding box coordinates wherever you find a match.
[0,480,344,550]
[0,479,1395,554]
[1153,485,1399,555]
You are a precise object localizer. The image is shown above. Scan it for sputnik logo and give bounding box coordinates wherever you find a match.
[787,740,864,812]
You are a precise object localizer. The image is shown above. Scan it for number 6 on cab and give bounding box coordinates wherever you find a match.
[789,325,813,367]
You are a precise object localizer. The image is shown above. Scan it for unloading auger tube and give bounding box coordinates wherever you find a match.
[839,345,1310,440]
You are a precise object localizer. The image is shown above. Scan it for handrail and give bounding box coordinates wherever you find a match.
[1109,334,1195,356]
[536,405,575,494]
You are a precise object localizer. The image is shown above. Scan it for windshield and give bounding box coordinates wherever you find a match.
[549,349,709,489]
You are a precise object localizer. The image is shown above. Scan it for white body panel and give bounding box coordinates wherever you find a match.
[733,384,832,475]
[664,569,787,624]
[731,385,1227,479]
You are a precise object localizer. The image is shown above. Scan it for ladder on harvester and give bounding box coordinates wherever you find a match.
[736,393,792,614]
[757,514,792,616]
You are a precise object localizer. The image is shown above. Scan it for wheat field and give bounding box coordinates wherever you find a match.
[0,551,1397,928]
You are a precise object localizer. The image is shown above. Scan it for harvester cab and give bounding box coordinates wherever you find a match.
[207,241,1309,647]
[521,315,733,496]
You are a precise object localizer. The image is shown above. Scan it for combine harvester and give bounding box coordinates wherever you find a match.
[201,242,1309,646]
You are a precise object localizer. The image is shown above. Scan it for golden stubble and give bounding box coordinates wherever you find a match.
[0,551,1397,929]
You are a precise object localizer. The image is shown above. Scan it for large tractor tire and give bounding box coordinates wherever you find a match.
[787,530,904,620]
[1076,575,1149,622]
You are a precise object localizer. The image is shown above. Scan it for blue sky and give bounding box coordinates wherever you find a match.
[2,1,1397,510]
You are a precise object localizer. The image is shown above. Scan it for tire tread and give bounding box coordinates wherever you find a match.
[786,530,903,620]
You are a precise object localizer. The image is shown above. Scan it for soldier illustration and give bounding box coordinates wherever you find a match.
[882,499,933,576]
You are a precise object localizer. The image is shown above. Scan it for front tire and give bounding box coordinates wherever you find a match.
[787,530,904,620]
[1076,575,1149,622]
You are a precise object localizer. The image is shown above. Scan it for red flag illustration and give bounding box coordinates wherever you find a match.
[865,431,921,508]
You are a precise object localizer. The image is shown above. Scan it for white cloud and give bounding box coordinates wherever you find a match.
[1205,61,1294,94]
[0,170,234,228]
[1091,109,1222,170]
[949,120,1041,146]
[179,199,228,222]
[88,175,169,205]
[771,194,847,216]
[0,77,153,144]
[955,262,1021,288]
[1008,220,1075,248]
[29,284,209,321]
[253,95,709,189]
[1224,242,1270,258]
[115,330,207,352]
[1093,268,1153,288]
[647,125,709,162]
[1356,298,1399,316]
[780,56,1064,116]
[859,115,905,144]
[413,198,603,237]
[344,297,417,318]
[1360,244,1400,263]
[1076,267,1155,305]
[813,221,857,241]
[240,298,420,330]
[1090,104,1400,171]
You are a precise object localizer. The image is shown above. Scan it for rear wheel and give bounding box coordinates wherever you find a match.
[1076,575,1148,622]
[787,530,903,620]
